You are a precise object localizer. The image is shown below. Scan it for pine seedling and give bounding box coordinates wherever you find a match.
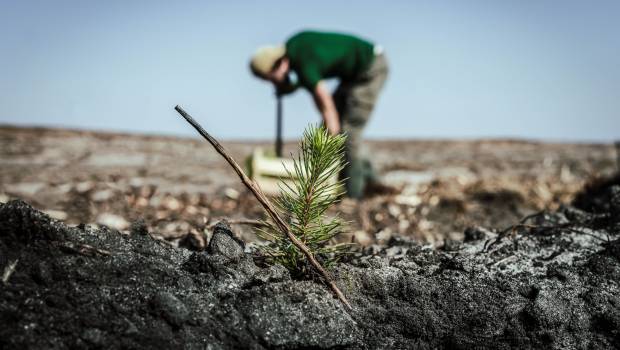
[257,125,352,276]
[175,106,352,307]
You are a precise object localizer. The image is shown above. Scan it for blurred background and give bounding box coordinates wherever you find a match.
[1,0,619,141]
[1,0,619,249]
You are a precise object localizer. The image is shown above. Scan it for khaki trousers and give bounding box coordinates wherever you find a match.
[333,52,389,198]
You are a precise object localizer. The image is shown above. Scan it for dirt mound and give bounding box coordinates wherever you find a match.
[573,173,620,215]
[1,175,619,348]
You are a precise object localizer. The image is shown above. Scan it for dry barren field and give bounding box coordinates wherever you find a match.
[1,126,617,248]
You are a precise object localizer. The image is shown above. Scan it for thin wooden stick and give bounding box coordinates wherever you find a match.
[174,105,352,310]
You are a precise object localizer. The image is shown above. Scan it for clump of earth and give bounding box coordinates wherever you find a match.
[1,173,619,349]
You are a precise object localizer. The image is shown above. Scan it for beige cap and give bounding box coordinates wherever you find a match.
[249,45,285,78]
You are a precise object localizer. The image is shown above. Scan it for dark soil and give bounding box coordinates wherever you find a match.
[1,174,619,349]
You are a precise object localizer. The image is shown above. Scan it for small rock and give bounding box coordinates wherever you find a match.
[418,219,434,231]
[224,188,240,200]
[134,197,149,207]
[75,181,94,193]
[163,196,181,211]
[96,213,129,231]
[150,291,189,328]
[353,230,372,246]
[207,222,244,261]
[387,204,401,218]
[447,231,465,241]
[184,205,198,215]
[91,189,114,202]
[149,195,162,208]
[124,320,139,335]
[429,195,440,206]
[375,228,392,243]
[394,194,421,207]
[385,246,404,258]
[129,177,145,187]
[252,264,291,285]
[398,219,410,232]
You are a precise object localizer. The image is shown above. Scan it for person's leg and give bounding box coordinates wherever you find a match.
[339,54,389,198]
[333,82,362,198]
[341,119,366,198]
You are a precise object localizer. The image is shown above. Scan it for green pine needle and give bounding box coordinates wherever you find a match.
[256,125,353,276]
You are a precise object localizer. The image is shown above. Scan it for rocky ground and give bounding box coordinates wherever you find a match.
[1,126,618,248]
[0,126,619,349]
[0,172,618,349]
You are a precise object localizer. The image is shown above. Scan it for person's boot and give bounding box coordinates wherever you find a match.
[343,158,365,199]
[361,159,399,197]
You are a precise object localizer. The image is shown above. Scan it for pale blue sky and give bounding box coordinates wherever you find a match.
[1,0,618,141]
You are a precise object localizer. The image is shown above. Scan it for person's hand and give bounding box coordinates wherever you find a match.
[275,81,297,96]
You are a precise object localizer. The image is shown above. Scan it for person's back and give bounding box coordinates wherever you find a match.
[285,31,375,89]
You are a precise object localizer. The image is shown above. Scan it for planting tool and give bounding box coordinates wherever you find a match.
[249,93,339,196]
[275,94,283,157]
[249,93,293,195]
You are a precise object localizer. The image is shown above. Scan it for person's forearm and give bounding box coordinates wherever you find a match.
[322,108,340,135]
[313,81,340,135]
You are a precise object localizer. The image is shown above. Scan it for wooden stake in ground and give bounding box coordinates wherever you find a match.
[174,105,352,310]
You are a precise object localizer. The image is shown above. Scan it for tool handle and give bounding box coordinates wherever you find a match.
[275,94,283,157]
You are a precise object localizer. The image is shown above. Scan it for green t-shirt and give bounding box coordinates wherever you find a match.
[285,31,375,91]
